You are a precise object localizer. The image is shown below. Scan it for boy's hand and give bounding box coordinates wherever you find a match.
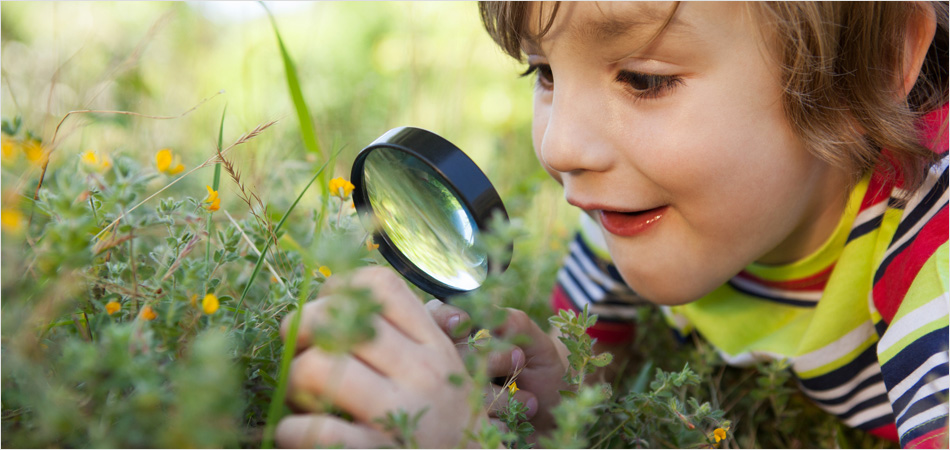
[426,300,570,434]
[276,267,485,448]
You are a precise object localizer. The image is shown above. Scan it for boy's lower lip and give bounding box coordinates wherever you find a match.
[599,206,668,237]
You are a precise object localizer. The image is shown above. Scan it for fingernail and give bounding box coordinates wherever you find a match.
[525,397,538,418]
[511,347,525,370]
[447,314,461,336]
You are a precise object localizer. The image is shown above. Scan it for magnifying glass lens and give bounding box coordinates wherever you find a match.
[363,147,487,291]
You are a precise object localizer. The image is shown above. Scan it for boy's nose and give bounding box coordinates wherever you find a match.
[537,88,614,175]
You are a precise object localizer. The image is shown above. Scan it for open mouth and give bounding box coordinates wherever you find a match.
[599,206,668,236]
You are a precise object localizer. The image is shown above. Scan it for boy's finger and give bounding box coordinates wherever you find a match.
[280,295,424,368]
[352,315,426,378]
[276,414,392,449]
[287,346,397,422]
[485,345,526,378]
[320,266,444,345]
[425,299,472,341]
[494,308,563,369]
[279,299,329,353]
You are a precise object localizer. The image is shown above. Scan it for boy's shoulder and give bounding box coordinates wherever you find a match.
[867,104,948,324]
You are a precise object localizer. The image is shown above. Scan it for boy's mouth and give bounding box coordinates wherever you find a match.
[598,206,668,237]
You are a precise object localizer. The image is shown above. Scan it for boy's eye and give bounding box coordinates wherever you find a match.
[520,64,554,90]
[615,70,683,100]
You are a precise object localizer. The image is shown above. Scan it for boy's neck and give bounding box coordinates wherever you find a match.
[755,167,853,266]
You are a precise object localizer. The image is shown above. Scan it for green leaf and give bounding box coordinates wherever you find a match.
[631,361,654,394]
[558,389,577,399]
[1,115,21,135]
[447,373,465,387]
[590,352,613,368]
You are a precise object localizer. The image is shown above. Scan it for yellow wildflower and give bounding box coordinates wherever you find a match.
[365,238,379,251]
[81,150,112,172]
[508,381,519,395]
[206,196,220,211]
[1,208,25,233]
[473,329,492,341]
[203,185,220,211]
[329,177,355,198]
[470,328,492,349]
[202,293,219,315]
[23,139,47,166]
[713,427,728,443]
[1,135,17,163]
[105,301,121,315]
[155,148,184,175]
[139,305,157,321]
[318,266,332,278]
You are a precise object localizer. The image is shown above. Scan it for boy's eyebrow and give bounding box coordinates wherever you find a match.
[581,11,693,45]
[521,5,693,54]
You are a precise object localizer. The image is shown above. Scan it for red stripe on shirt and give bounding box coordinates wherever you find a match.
[735,265,834,291]
[551,284,636,344]
[868,423,899,443]
[865,164,898,211]
[872,205,948,323]
[905,427,949,449]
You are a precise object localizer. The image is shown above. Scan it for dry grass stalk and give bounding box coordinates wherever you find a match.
[214,121,288,270]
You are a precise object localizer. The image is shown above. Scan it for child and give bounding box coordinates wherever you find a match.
[276,2,948,448]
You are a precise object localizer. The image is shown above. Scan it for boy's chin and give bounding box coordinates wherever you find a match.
[640,291,703,307]
[620,274,718,307]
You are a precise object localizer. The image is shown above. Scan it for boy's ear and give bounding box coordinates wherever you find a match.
[899,5,937,98]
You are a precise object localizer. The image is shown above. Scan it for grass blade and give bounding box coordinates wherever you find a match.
[261,4,321,158]
[213,104,226,191]
[206,105,227,267]
[261,1,333,226]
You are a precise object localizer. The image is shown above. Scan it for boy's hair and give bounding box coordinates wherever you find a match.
[478,1,949,195]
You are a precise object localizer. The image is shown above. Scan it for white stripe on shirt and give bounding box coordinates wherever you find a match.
[877,293,949,355]
[886,352,949,402]
[793,321,876,373]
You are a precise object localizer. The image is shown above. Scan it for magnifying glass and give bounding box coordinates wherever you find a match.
[350,127,512,299]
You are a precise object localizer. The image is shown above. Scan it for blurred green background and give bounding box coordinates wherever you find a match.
[1,0,574,231]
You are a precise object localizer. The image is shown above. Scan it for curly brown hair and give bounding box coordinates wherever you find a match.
[478,1,948,195]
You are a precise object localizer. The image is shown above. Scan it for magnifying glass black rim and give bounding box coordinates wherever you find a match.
[351,126,511,299]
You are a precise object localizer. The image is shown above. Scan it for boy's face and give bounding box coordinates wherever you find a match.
[526,2,850,305]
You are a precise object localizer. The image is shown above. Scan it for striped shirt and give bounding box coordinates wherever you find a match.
[551,107,949,448]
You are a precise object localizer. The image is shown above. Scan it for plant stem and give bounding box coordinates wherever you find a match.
[261,273,311,449]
